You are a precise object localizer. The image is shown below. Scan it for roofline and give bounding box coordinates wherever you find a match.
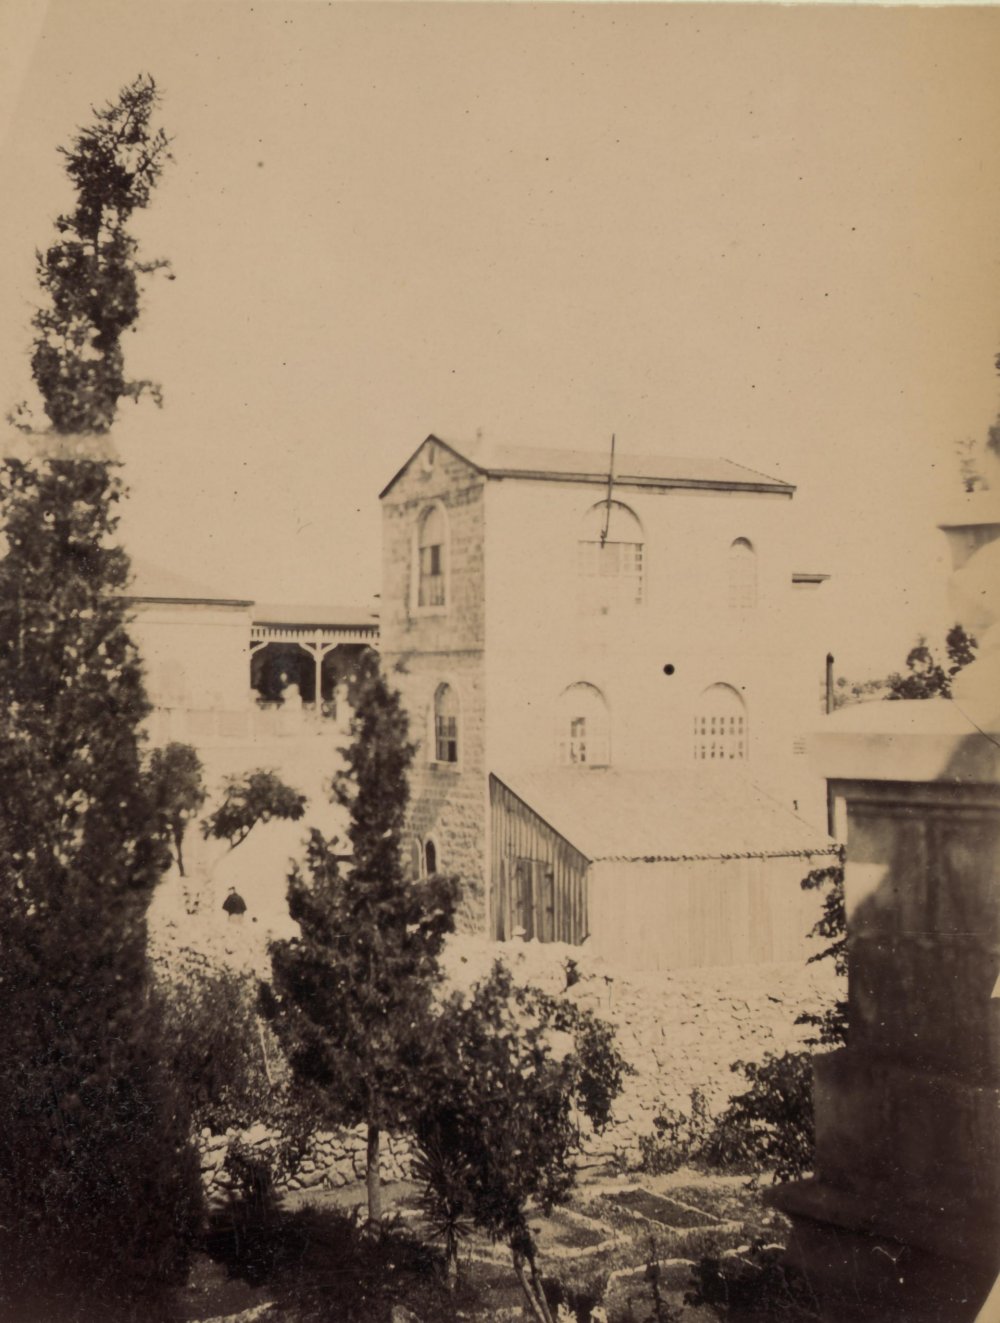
[252,617,380,630]
[593,843,841,864]
[486,469,794,496]
[380,435,795,499]
[489,773,593,865]
[123,593,255,609]
[491,770,836,864]
[379,434,486,500]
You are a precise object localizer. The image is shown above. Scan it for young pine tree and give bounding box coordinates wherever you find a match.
[265,652,459,1223]
[0,76,200,1320]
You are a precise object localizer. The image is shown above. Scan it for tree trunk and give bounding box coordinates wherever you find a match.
[512,1247,554,1323]
[366,1122,382,1226]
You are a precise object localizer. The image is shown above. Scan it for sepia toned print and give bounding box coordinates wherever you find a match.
[0,3,998,1320]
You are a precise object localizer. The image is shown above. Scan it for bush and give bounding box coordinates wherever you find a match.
[695,857,847,1186]
[702,1052,815,1183]
[158,954,312,1217]
[413,961,628,1321]
[638,1088,715,1176]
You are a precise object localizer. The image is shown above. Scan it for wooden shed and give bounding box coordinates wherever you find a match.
[489,768,837,970]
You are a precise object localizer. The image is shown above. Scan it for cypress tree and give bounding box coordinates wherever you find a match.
[0,76,201,1320]
[266,651,459,1224]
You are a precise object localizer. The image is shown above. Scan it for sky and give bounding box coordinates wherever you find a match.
[1,0,999,678]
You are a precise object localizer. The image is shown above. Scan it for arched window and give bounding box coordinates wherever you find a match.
[556,682,610,766]
[693,683,747,761]
[408,838,423,880]
[432,683,459,764]
[424,839,438,875]
[578,501,644,611]
[728,538,757,609]
[417,505,447,609]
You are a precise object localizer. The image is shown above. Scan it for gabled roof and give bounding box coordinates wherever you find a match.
[252,602,379,629]
[124,559,254,608]
[379,434,794,499]
[492,767,835,864]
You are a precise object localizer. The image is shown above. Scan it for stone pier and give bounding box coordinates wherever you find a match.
[771,699,1000,1322]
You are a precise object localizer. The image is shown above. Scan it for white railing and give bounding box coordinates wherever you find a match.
[145,701,352,747]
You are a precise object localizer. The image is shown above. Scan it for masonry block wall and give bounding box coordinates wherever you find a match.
[380,441,488,930]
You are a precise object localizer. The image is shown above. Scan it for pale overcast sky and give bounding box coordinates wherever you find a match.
[2,1,999,678]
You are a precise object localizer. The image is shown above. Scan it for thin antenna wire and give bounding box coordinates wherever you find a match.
[600,433,616,547]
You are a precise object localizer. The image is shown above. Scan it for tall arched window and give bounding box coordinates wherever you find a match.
[693,683,747,761]
[424,839,438,875]
[432,683,459,764]
[578,501,644,611]
[556,682,610,766]
[728,538,757,609]
[417,504,447,609]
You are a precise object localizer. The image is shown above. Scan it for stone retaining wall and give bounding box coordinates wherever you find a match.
[195,934,841,1200]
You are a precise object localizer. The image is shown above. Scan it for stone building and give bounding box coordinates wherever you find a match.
[379,434,834,960]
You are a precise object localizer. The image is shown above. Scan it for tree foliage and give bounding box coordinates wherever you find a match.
[701,854,846,1186]
[412,962,627,1322]
[264,652,459,1223]
[14,75,173,435]
[0,75,201,1319]
[146,741,205,875]
[837,624,978,707]
[0,457,202,1319]
[886,623,977,700]
[202,768,307,852]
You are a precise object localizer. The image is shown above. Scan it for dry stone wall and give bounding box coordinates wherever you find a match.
[440,936,841,1167]
[191,933,841,1201]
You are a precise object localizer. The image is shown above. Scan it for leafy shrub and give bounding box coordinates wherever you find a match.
[202,768,307,851]
[145,741,206,877]
[638,1088,714,1175]
[205,1203,454,1322]
[413,961,628,1322]
[702,1052,815,1182]
[696,856,847,1185]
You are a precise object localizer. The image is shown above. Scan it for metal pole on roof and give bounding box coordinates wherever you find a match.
[600,433,616,547]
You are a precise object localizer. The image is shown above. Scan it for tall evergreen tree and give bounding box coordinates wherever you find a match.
[0,76,200,1320]
[265,651,459,1223]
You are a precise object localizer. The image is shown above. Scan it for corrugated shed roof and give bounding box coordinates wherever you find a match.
[380,435,794,498]
[252,602,379,629]
[492,767,835,863]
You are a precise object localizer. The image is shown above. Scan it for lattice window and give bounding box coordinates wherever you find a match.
[556,683,610,766]
[578,501,644,610]
[693,684,747,761]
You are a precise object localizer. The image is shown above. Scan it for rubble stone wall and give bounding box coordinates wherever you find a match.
[196,936,840,1201]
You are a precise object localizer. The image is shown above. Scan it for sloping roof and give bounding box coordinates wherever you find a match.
[492,767,835,863]
[380,434,794,499]
[252,602,379,629]
[124,559,254,607]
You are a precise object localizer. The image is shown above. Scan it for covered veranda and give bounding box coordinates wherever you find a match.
[250,603,379,718]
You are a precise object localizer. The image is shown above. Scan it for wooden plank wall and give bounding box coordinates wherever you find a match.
[489,776,590,943]
[588,854,830,971]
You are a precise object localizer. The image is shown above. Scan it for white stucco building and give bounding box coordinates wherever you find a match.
[380,434,836,966]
